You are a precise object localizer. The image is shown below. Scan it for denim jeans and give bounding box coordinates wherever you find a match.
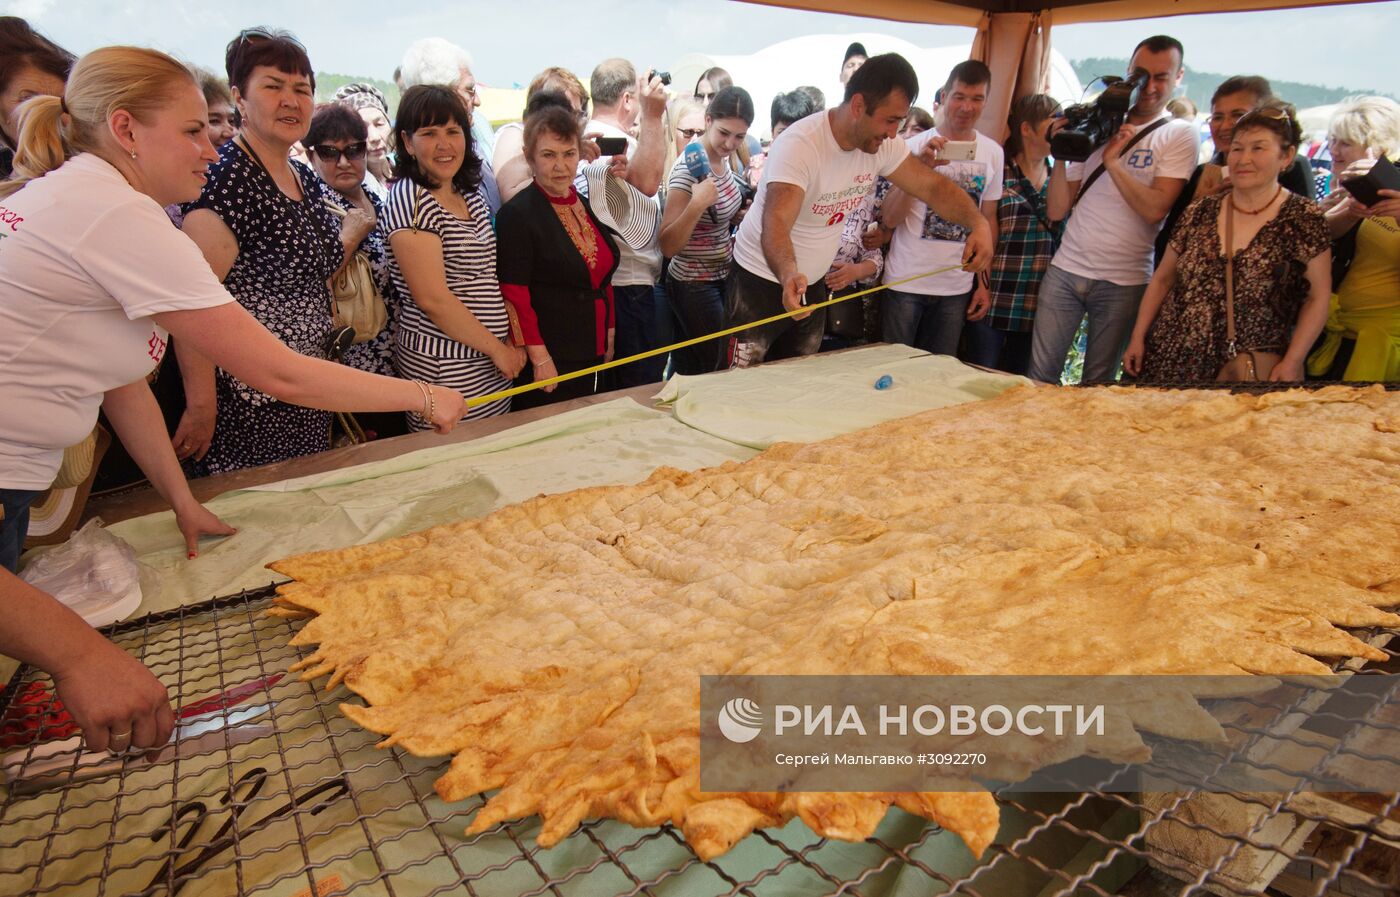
[881,289,972,357]
[1,488,40,573]
[667,277,727,376]
[962,320,1033,376]
[611,282,672,388]
[1028,265,1147,384]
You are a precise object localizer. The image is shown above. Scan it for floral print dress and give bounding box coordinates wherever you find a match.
[184,142,343,474]
[1141,192,1328,383]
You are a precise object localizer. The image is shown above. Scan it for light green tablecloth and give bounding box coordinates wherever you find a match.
[655,344,1031,449]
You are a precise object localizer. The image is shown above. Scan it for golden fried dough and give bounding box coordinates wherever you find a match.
[273,385,1400,860]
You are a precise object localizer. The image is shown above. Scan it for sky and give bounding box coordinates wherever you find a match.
[7,0,1397,96]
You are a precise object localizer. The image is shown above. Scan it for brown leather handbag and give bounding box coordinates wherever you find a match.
[324,201,389,344]
[1216,199,1282,382]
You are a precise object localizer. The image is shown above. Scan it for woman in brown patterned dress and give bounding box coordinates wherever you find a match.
[1123,102,1332,383]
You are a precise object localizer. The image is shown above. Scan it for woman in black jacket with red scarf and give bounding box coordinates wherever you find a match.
[497,97,621,408]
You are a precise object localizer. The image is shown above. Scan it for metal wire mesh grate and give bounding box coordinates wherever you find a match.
[1,586,1396,897]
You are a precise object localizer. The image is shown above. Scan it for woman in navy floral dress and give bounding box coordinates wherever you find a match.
[181,31,359,474]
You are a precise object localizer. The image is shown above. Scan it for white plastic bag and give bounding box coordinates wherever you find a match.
[19,519,143,627]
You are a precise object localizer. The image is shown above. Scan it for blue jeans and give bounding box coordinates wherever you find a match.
[1,488,40,573]
[963,320,1033,376]
[667,277,727,376]
[881,289,972,357]
[1028,265,1147,384]
[611,283,672,388]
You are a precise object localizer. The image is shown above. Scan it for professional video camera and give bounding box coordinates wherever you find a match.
[1049,69,1150,162]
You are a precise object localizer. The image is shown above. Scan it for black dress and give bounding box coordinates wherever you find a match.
[184,141,343,474]
[496,184,620,409]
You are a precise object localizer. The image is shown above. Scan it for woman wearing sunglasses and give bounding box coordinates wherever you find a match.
[332,81,395,199]
[179,28,372,473]
[305,106,396,366]
[0,46,465,757]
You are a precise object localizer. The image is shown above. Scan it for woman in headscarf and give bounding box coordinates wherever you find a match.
[333,81,394,198]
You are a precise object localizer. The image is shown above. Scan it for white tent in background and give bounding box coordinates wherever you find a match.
[1298,103,1338,140]
[668,33,1082,141]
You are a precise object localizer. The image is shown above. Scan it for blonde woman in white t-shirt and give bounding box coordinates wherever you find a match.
[0,46,466,759]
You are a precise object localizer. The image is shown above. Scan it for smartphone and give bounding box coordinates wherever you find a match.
[595,136,628,156]
[937,140,978,162]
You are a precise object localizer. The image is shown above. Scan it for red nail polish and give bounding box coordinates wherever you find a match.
[187,552,197,560]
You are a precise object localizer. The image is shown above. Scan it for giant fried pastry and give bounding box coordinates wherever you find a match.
[271,385,1400,861]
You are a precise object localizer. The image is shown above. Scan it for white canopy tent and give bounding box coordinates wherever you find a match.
[669,32,1084,141]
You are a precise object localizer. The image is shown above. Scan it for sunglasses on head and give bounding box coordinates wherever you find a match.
[310,142,367,163]
[235,26,307,52]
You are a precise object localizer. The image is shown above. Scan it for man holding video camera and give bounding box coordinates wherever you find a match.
[1029,35,1199,384]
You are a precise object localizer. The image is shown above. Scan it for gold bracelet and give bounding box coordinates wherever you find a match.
[411,379,432,420]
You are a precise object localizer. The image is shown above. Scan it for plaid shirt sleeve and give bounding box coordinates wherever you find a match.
[986,161,1062,333]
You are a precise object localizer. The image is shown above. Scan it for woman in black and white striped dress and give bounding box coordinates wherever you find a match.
[385,86,525,427]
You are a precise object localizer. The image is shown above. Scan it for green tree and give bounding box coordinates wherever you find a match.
[1070,57,1393,111]
[314,72,401,117]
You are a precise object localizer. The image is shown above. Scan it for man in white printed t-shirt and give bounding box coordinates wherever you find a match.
[878,60,1003,356]
[1029,35,1200,384]
[729,53,992,368]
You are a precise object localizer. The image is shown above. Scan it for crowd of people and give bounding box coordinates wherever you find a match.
[1,16,1399,752]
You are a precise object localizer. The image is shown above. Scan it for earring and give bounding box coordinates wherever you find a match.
[130,151,138,160]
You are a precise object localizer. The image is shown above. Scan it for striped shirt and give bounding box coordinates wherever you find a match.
[987,159,1062,333]
[382,180,511,356]
[665,154,745,282]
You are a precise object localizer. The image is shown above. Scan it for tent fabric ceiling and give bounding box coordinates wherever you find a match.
[743,0,1378,26]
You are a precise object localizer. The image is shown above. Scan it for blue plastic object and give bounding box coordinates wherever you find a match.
[874,374,893,390]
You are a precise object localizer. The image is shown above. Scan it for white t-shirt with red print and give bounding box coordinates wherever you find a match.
[734,111,909,283]
[0,153,232,489]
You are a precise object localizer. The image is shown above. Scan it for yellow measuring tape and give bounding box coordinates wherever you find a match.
[465,262,970,408]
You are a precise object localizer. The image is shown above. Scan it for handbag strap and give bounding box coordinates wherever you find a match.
[235,134,271,177]
[1073,117,1169,206]
[1224,197,1237,357]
